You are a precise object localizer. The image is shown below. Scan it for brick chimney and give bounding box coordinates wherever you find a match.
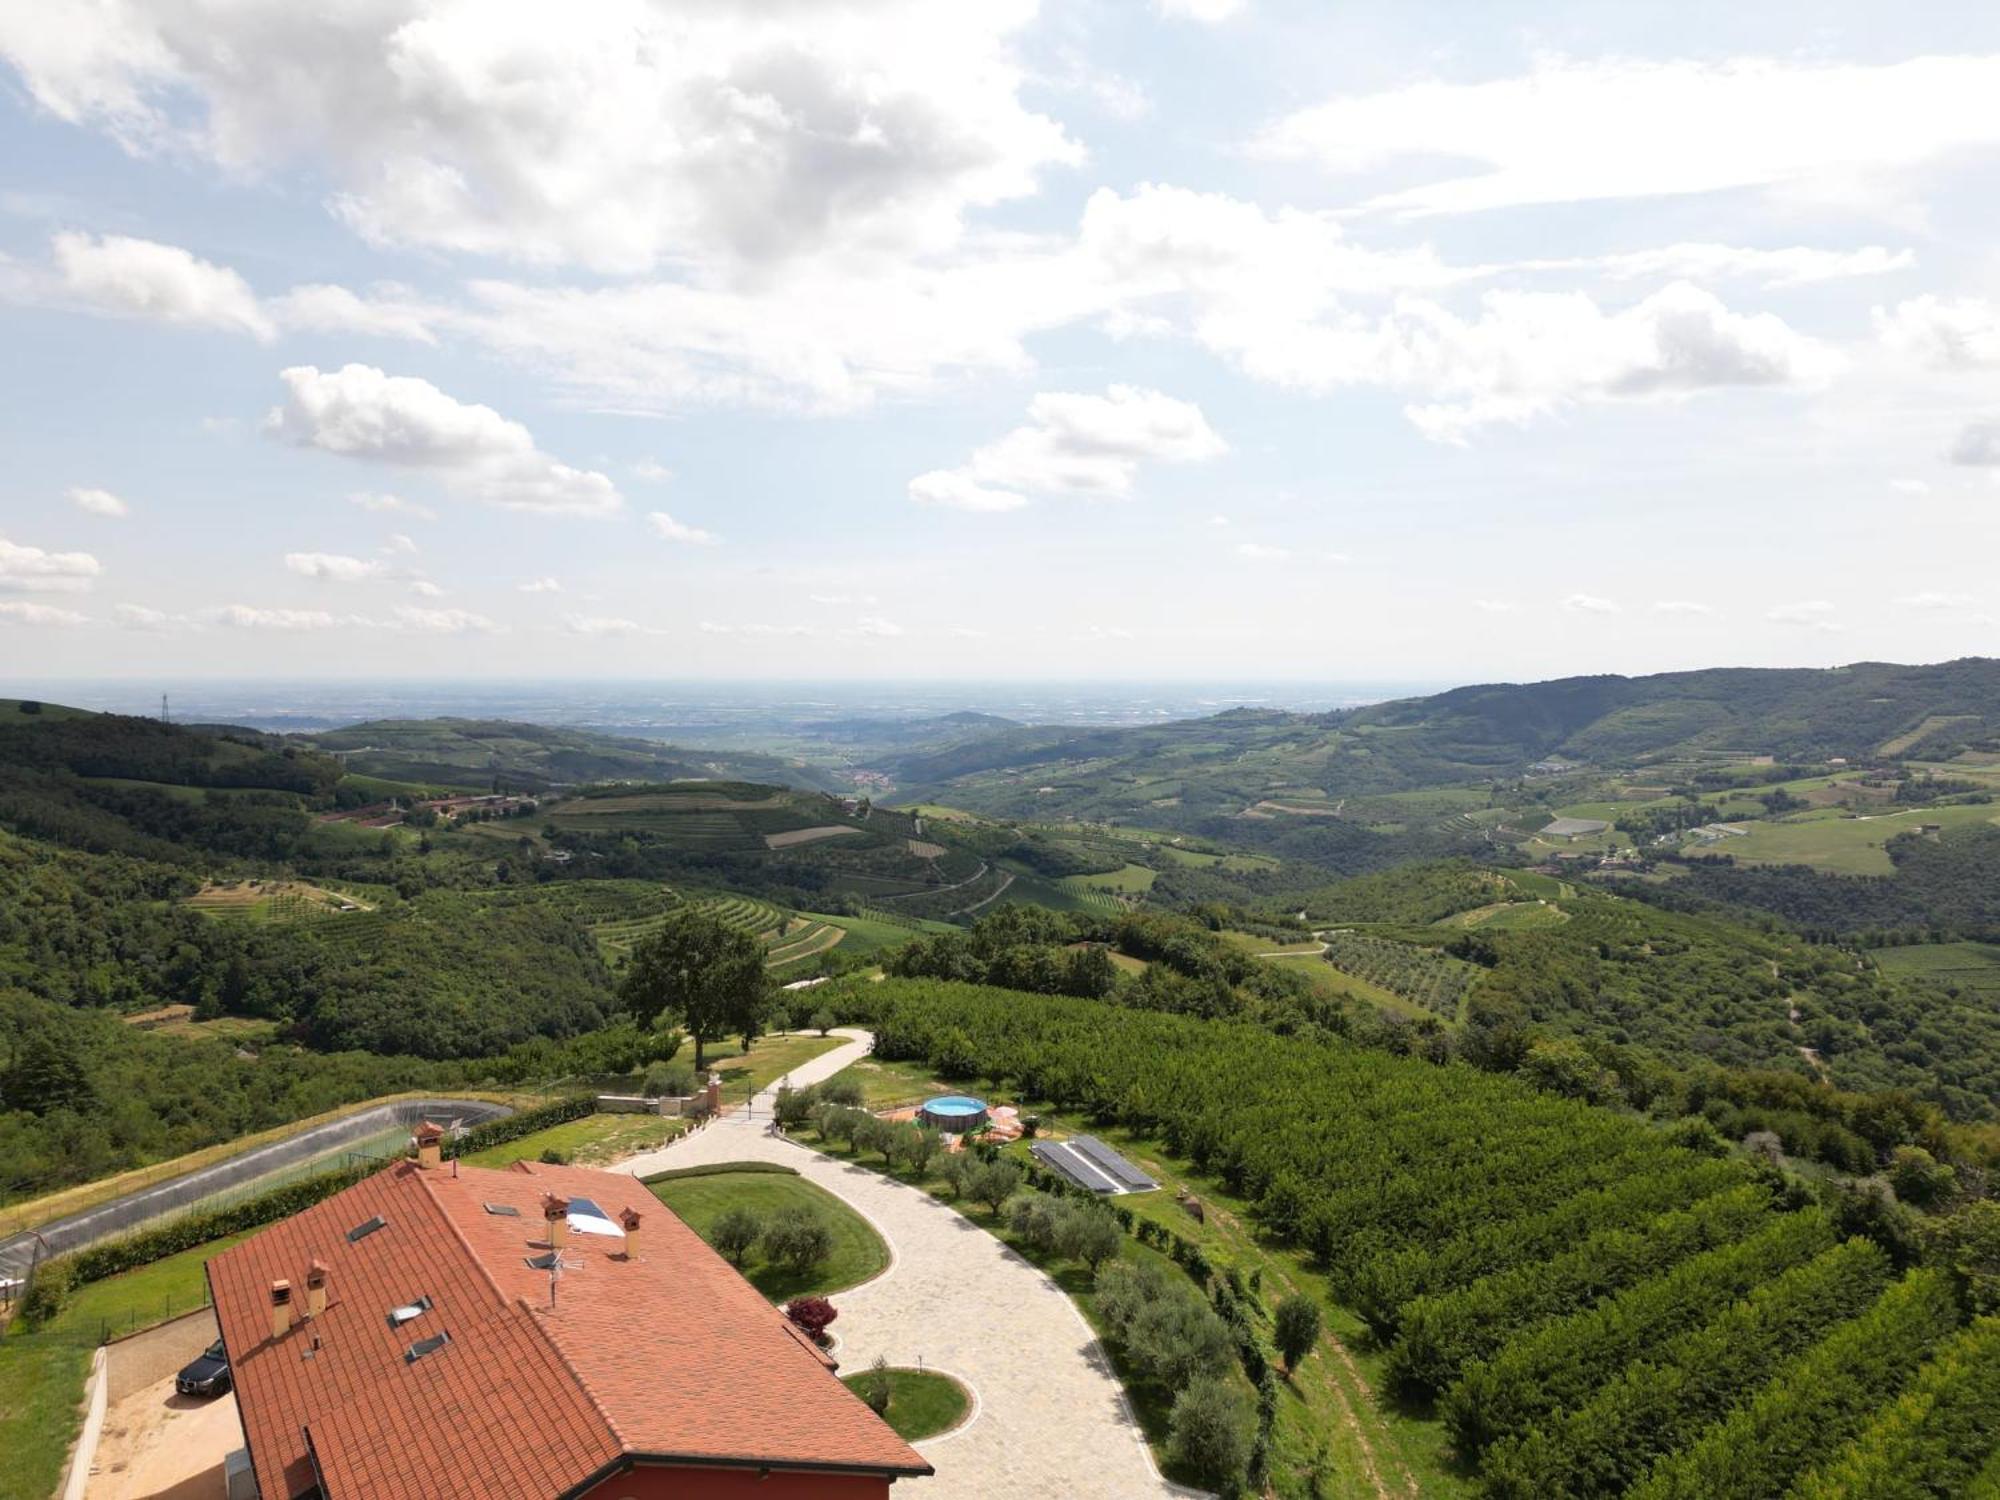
[305,1259,329,1319]
[541,1193,569,1252]
[413,1120,444,1170]
[269,1279,294,1340]
[619,1207,642,1260]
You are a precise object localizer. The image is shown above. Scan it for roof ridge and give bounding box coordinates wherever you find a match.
[410,1161,514,1312]
[523,1296,633,1449]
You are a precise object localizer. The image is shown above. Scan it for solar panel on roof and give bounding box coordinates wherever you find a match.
[345,1215,386,1243]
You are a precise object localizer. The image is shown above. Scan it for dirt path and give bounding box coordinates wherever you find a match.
[955,869,1016,916]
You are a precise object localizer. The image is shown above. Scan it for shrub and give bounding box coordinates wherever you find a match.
[639,1161,798,1184]
[763,1206,834,1274]
[16,1259,72,1327]
[1274,1293,1323,1373]
[786,1295,838,1340]
[1169,1375,1255,1492]
[819,1077,865,1109]
[773,1085,814,1131]
[859,1355,893,1415]
[643,1061,697,1098]
[537,1146,570,1165]
[712,1206,764,1267]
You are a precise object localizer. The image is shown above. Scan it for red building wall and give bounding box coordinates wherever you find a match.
[579,1464,895,1500]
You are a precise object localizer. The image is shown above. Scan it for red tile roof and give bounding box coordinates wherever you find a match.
[207,1159,929,1500]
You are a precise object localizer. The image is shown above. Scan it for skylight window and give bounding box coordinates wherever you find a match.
[345,1216,387,1243]
[404,1331,450,1364]
[524,1251,558,1271]
[387,1295,433,1327]
[482,1203,520,1217]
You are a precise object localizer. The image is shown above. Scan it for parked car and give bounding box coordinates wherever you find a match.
[176,1340,231,1397]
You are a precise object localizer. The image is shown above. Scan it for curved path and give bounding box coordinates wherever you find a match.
[619,1031,1194,1500]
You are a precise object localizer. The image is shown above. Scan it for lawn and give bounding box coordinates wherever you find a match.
[648,1168,888,1301]
[460,1112,687,1169]
[837,1055,962,1111]
[841,1368,971,1442]
[0,1230,251,1500]
[1713,802,2000,875]
[694,1032,846,1097]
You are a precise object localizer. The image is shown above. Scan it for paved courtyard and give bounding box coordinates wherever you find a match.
[619,1031,1195,1500]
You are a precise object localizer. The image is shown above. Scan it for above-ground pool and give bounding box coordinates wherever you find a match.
[918,1094,990,1133]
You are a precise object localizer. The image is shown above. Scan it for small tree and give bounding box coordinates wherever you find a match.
[1056,1203,1124,1272]
[819,1077,865,1109]
[858,1355,893,1415]
[1008,1191,1064,1253]
[905,1127,942,1179]
[810,1007,836,1037]
[774,1084,816,1131]
[937,1152,972,1200]
[764,1207,834,1275]
[712,1205,764,1267]
[1273,1293,1323,1374]
[642,1060,696,1098]
[1168,1375,1254,1492]
[969,1158,1023,1215]
[786,1295,838,1342]
[856,1115,897,1164]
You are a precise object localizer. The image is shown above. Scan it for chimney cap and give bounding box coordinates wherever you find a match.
[413,1121,445,1143]
[540,1193,570,1221]
[270,1279,293,1303]
[619,1207,643,1230]
[306,1259,329,1286]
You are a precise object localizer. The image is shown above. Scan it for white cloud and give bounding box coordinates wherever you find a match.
[1767,600,1840,630]
[1537,243,1913,288]
[66,486,128,517]
[809,593,879,607]
[518,577,562,594]
[1209,514,1231,527]
[0,535,101,593]
[2,2,1076,278]
[112,603,178,631]
[51,231,274,338]
[348,491,437,520]
[267,364,621,515]
[381,533,418,555]
[408,580,444,598]
[1236,542,1290,560]
[911,385,1225,510]
[698,620,818,637]
[271,283,436,344]
[1471,599,1517,613]
[0,600,90,626]
[648,511,719,545]
[1950,421,2000,467]
[1876,296,2000,369]
[1258,54,2000,218]
[948,625,990,638]
[850,615,904,637]
[390,604,498,633]
[1562,594,1619,614]
[284,551,387,582]
[1896,591,1974,610]
[206,604,353,631]
[630,459,673,482]
[562,613,642,636]
[1157,0,1245,18]
[1889,478,1933,496]
[1652,600,1714,615]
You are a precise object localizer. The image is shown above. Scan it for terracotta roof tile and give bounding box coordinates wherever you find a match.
[207,1159,928,1500]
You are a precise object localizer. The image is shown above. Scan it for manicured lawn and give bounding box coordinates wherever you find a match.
[648,1168,888,1301]
[838,1055,961,1111]
[460,1112,687,1169]
[697,1032,844,1096]
[0,1229,251,1500]
[842,1368,970,1441]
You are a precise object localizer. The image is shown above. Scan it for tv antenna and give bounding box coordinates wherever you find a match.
[547,1249,586,1308]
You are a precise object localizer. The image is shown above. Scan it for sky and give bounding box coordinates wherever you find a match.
[2,0,1999,685]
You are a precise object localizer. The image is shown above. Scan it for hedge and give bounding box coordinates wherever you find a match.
[639,1161,801,1184]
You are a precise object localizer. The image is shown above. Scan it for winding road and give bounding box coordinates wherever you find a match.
[617,1031,1196,1500]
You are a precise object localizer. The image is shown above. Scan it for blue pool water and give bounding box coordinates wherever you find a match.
[924,1095,987,1116]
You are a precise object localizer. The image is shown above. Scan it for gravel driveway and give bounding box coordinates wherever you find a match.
[618,1032,1195,1500]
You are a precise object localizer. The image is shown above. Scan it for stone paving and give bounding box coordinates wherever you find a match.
[619,1031,1197,1500]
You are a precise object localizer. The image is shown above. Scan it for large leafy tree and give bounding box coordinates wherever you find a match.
[618,909,770,1070]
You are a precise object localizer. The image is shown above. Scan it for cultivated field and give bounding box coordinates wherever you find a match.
[1708,803,2000,876]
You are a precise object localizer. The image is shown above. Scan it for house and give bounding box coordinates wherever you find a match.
[206,1136,930,1500]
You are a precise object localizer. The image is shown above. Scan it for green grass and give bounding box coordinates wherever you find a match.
[841,1368,970,1441]
[649,1168,888,1301]
[1059,862,1158,895]
[696,1033,844,1096]
[459,1112,686,1169]
[0,1230,252,1500]
[796,910,951,960]
[1709,802,2000,875]
[1872,941,2000,996]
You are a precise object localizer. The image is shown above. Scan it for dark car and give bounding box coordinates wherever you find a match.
[176,1339,230,1397]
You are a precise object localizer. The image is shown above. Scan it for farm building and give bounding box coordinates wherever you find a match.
[205,1144,929,1499]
